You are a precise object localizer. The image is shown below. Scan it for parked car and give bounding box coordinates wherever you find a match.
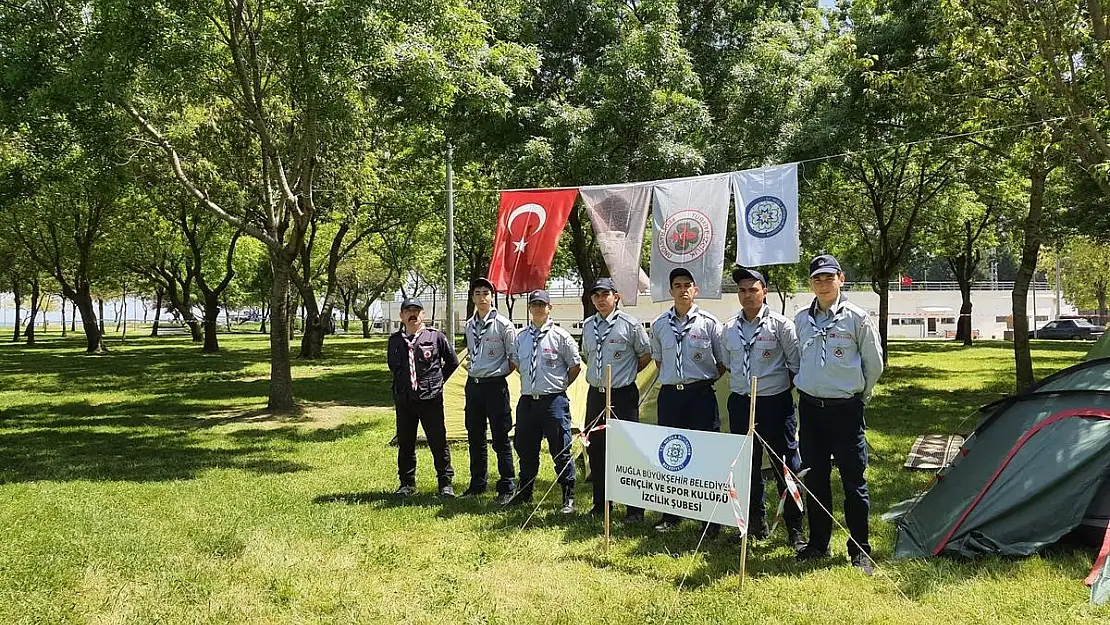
[1029,318,1106,340]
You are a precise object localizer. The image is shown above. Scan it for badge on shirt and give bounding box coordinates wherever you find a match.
[833,346,845,358]
[693,352,703,362]
[422,347,433,360]
[614,351,623,360]
[488,349,496,356]
[762,349,772,359]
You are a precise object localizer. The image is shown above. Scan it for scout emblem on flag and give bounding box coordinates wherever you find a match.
[660,210,712,262]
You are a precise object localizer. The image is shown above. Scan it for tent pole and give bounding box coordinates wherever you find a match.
[739,376,759,590]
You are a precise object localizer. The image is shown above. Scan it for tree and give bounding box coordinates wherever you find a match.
[1042,236,1110,323]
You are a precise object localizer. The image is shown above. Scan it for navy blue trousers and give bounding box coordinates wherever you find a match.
[798,393,870,556]
[514,393,575,497]
[584,385,642,513]
[464,376,516,494]
[727,390,803,532]
[657,383,719,523]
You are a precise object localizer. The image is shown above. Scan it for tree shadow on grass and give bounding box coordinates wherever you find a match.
[0,425,308,483]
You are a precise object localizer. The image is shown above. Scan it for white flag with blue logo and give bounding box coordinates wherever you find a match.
[730,163,800,267]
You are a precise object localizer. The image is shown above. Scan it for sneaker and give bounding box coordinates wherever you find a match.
[787,527,808,552]
[493,492,515,506]
[654,518,679,532]
[394,485,416,497]
[795,545,832,563]
[461,486,486,498]
[560,491,575,515]
[851,552,875,577]
[438,485,456,498]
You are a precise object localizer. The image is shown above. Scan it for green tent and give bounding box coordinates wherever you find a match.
[1087,333,1110,361]
[888,358,1110,603]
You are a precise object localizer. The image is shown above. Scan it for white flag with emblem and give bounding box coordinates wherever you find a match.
[649,174,731,302]
[730,163,800,267]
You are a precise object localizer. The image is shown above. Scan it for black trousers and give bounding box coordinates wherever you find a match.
[798,393,870,556]
[514,393,575,497]
[464,377,516,494]
[657,383,719,523]
[395,394,454,488]
[727,390,803,532]
[584,384,642,514]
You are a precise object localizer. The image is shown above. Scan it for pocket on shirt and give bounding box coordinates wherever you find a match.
[826,337,857,363]
[690,337,712,350]
[542,351,561,368]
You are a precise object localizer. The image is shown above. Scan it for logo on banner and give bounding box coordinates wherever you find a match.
[660,210,712,262]
[745,196,787,238]
[507,203,548,253]
[659,434,693,471]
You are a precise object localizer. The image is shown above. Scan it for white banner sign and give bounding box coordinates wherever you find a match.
[731,163,800,267]
[606,420,752,528]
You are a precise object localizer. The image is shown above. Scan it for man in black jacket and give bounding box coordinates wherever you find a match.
[387,298,459,497]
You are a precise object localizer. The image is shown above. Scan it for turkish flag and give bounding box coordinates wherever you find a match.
[488,189,578,294]
[901,275,913,287]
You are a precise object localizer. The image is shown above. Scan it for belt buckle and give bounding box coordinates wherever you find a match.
[531,393,540,400]
[676,383,685,391]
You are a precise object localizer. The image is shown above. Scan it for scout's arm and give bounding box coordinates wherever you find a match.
[782,318,801,384]
[650,322,663,371]
[858,316,885,403]
[712,320,727,378]
[504,321,518,373]
[440,331,460,381]
[564,332,583,385]
[633,324,652,371]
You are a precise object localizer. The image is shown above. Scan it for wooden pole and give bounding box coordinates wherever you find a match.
[739,375,759,590]
[604,364,612,552]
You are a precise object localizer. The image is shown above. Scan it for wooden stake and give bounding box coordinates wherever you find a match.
[604,364,613,552]
[739,375,759,590]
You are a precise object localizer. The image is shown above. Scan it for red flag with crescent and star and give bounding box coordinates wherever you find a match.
[488,189,579,294]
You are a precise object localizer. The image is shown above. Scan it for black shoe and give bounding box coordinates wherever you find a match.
[851,552,875,577]
[493,492,515,506]
[787,527,808,552]
[795,545,832,563]
[560,485,575,515]
[654,518,679,532]
[749,524,770,541]
[587,505,603,517]
[624,511,645,524]
[438,485,456,498]
[504,491,532,506]
[394,485,416,497]
[461,485,486,498]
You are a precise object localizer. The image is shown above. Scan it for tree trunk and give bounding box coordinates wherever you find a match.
[223,296,232,331]
[298,294,324,359]
[361,318,370,337]
[70,301,76,332]
[98,298,105,334]
[60,295,67,337]
[24,275,39,346]
[566,206,599,318]
[185,318,203,342]
[876,276,890,364]
[1013,156,1047,392]
[77,288,107,353]
[957,290,973,346]
[268,258,295,411]
[259,302,268,334]
[11,279,22,342]
[342,293,350,332]
[202,293,220,353]
[151,287,164,337]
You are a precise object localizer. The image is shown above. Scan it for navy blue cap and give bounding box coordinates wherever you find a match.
[668,267,695,285]
[731,266,766,287]
[809,255,842,277]
[528,290,551,305]
[400,297,424,310]
[470,277,495,293]
[590,277,618,293]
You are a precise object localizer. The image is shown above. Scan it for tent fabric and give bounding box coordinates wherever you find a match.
[1087,333,1110,361]
[891,358,1110,559]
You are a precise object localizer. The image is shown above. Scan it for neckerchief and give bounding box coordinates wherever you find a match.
[668,306,697,380]
[469,309,497,357]
[528,320,553,390]
[806,297,847,367]
[740,305,769,383]
[403,328,421,390]
[593,309,619,379]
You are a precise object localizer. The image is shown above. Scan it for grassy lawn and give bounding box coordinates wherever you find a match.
[0,331,1105,624]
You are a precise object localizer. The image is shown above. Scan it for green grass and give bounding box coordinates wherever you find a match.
[0,331,1106,623]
